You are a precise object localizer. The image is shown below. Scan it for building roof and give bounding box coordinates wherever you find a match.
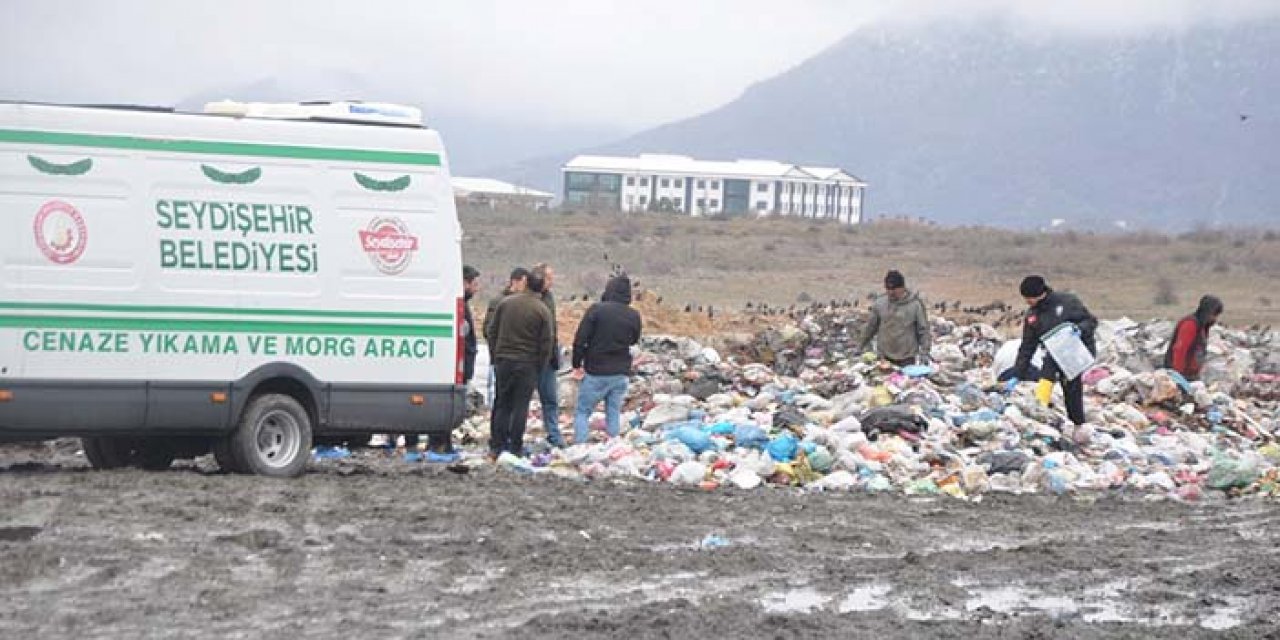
[452,176,553,199]
[564,154,865,185]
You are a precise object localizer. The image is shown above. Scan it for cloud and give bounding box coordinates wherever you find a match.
[3,0,1278,130]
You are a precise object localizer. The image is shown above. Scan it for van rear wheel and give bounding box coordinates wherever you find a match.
[231,394,312,477]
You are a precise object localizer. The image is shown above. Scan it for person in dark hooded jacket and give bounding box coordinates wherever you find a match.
[1010,275,1098,427]
[571,275,642,443]
[1164,295,1224,381]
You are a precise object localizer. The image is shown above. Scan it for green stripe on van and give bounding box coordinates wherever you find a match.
[0,301,453,322]
[0,314,452,337]
[0,128,441,167]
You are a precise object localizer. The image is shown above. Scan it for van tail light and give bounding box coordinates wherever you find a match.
[455,296,466,386]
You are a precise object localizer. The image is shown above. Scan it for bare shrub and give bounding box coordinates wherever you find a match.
[1153,277,1178,306]
[654,224,675,238]
[797,291,813,303]
[1211,260,1230,274]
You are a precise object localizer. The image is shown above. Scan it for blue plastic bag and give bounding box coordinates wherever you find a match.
[667,425,713,454]
[733,424,769,449]
[707,421,736,435]
[766,433,799,462]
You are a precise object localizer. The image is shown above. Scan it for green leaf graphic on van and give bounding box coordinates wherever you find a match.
[354,172,411,192]
[27,155,93,176]
[200,164,262,185]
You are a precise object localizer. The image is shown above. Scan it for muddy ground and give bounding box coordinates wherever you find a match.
[2,442,1279,639]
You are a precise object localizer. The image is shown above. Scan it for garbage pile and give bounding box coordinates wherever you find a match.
[456,310,1279,500]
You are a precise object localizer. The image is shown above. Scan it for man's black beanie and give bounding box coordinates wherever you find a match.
[884,270,906,289]
[1019,275,1048,298]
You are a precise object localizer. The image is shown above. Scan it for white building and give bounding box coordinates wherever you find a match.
[561,154,867,224]
[452,176,553,210]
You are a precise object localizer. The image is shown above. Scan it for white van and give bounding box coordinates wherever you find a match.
[0,101,467,476]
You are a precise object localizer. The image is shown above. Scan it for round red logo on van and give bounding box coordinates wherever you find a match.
[34,200,88,265]
[358,217,419,275]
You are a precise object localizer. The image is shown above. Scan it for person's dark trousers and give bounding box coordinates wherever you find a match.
[1061,374,1086,426]
[491,360,538,456]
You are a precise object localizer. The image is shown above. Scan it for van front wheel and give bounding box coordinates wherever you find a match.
[231,394,312,477]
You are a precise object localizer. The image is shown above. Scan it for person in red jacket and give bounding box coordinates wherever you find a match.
[1163,295,1224,380]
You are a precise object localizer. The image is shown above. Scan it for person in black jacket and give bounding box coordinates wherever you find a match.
[1010,275,1099,427]
[425,265,480,462]
[571,275,642,444]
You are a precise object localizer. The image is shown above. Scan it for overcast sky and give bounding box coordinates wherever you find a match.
[4,0,1279,130]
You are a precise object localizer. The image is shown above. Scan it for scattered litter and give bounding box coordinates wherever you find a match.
[443,311,1278,499]
[312,446,351,460]
[699,534,731,549]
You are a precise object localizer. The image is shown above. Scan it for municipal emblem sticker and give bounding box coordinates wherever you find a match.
[358,217,419,275]
[34,200,88,265]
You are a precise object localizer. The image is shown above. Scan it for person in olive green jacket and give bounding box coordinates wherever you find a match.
[857,270,932,367]
[487,270,554,457]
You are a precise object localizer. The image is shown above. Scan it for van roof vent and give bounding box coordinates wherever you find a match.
[202,100,423,127]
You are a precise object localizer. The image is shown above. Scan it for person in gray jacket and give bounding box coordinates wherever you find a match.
[857,270,932,367]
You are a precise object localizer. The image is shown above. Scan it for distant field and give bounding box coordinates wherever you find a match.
[459,208,1280,328]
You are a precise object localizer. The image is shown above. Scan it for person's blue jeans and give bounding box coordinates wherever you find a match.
[574,374,629,444]
[537,365,564,446]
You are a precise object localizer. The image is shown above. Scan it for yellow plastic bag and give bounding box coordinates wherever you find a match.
[1035,379,1054,407]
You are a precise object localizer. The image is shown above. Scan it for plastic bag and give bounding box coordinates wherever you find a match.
[1206,455,1259,490]
[667,425,713,454]
[766,433,799,462]
[733,424,769,449]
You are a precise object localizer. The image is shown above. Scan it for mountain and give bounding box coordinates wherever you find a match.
[496,19,1280,230]
[177,71,626,178]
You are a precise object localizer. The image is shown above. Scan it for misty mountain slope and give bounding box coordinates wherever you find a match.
[500,19,1279,229]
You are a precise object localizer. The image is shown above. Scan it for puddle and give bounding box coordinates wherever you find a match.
[1116,521,1183,532]
[838,583,892,613]
[760,587,831,614]
[965,585,1077,616]
[1200,598,1247,630]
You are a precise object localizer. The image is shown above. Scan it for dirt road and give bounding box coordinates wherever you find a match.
[2,443,1278,639]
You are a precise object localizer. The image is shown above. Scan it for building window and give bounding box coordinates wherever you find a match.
[710,199,719,208]
[756,183,768,192]
[639,177,649,187]
[756,201,768,211]
[626,176,635,186]
[697,179,706,189]
[660,178,669,188]
[696,198,706,208]
[674,197,683,209]
[674,179,683,188]
[639,195,648,206]
[710,180,719,190]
